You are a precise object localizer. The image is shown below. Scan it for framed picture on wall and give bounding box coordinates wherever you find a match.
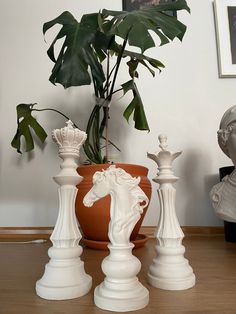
[214,0,236,77]
[122,0,177,16]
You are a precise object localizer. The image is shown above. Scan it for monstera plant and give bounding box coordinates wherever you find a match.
[11,0,190,164]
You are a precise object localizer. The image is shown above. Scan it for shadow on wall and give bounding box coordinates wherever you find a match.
[179,149,222,226]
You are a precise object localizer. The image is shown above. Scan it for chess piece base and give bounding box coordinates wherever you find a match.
[147,245,195,290]
[36,259,92,300]
[148,272,195,290]
[94,244,149,312]
[94,279,149,312]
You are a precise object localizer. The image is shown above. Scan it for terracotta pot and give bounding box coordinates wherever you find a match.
[75,163,152,249]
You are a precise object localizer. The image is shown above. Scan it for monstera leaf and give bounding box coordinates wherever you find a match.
[12,1,190,163]
[11,104,47,153]
[43,11,110,89]
[101,0,190,53]
[44,1,189,90]
[122,80,149,131]
[123,48,165,78]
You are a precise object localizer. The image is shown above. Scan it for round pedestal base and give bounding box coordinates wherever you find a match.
[148,245,195,291]
[36,279,92,300]
[36,260,92,300]
[148,272,195,291]
[94,280,149,312]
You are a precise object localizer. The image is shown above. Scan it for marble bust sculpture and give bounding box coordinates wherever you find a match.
[210,105,236,222]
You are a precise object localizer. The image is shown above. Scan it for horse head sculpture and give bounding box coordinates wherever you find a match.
[83,165,149,246]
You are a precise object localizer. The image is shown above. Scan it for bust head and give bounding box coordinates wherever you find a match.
[218,105,236,165]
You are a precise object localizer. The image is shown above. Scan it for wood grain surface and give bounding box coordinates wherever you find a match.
[0,235,235,314]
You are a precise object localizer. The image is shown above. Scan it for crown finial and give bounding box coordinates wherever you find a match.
[66,120,74,129]
[52,120,87,157]
[147,135,182,183]
[158,134,168,151]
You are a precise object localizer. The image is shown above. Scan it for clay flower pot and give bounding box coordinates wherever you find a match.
[75,163,152,249]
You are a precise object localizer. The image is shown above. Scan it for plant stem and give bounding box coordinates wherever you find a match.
[112,87,123,95]
[102,37,128,162]
[108,35,128,101]
[104,53,111,162]
[103,61,116,95]
[105,104,109,163]
[106,53,110,98]
[101,137,121,151]
[33,108,79,129]
[92,76,99,98]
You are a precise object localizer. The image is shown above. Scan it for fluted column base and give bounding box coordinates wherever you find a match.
[148,245,195,290]
[36,247,92,300]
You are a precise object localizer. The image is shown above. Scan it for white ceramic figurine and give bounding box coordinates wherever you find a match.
[36,121,92,300]
[83,165,149,312]
[147,135,195,290]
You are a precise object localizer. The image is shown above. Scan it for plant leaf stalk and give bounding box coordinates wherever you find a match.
[33,108,79,128]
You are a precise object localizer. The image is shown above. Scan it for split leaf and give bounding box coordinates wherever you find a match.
[11,104,47,153]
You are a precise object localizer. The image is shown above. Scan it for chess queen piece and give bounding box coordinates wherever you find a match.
[147,135,195,290]
[83,165,149,312]
[36,121,92,300]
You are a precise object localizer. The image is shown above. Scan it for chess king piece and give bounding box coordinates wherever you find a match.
[83,165,149,312]
[210,105,236,222]
[147,134,195,290]
[36,121,92,300]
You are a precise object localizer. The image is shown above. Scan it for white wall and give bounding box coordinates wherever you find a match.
[0,0,233,227]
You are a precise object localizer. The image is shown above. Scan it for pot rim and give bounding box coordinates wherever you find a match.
[79,163,148,171]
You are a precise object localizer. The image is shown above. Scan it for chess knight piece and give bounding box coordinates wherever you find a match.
[83,165,149,312]
[147,134,195,290]
[36,121,92,300]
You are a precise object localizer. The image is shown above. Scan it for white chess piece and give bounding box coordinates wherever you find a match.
[83,165,149,312]
[147,135,195,290]
[36,121,92,300]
